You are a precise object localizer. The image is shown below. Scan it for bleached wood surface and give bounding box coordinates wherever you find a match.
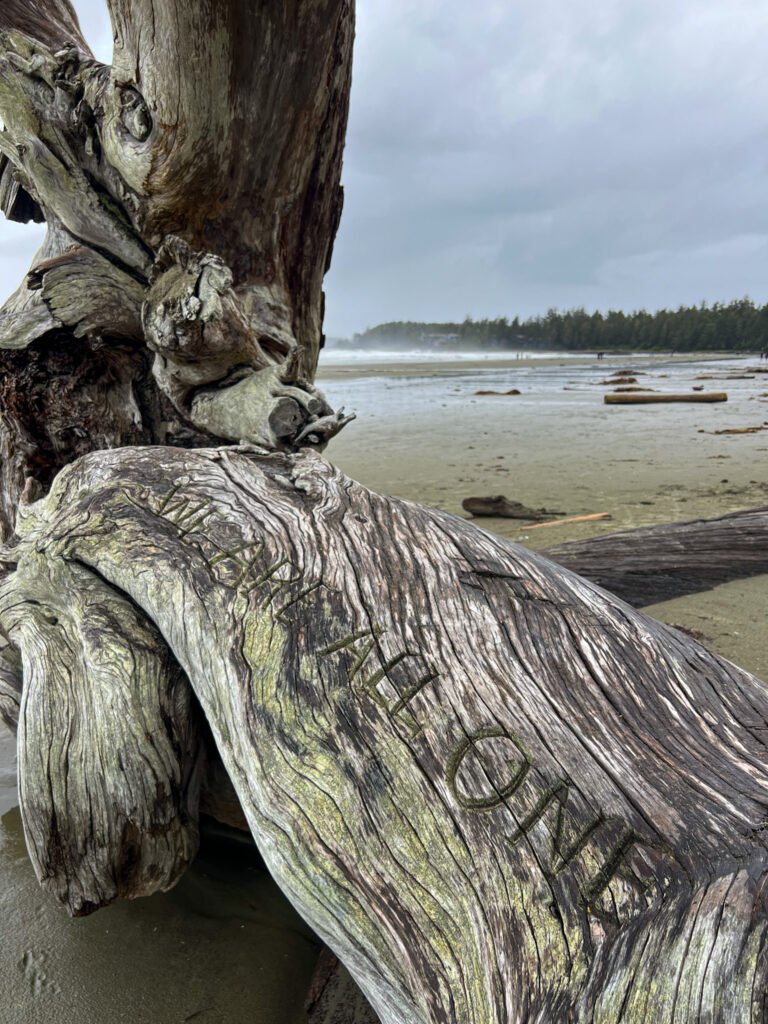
[1,446,766,1023]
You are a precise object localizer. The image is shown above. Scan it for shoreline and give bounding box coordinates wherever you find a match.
[317,349,750,380]
[319,350,768,679]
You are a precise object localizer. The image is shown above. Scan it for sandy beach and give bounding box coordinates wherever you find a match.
[317,350,768,679]
[0,349,766,1021]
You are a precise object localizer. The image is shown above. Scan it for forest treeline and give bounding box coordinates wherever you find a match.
[349,298,768,352]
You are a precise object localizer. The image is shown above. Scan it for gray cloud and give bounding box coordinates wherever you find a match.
[2,1,766,336]
[326,0,768,333]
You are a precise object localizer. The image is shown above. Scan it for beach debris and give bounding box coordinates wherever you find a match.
[599,376,638,385]
[462,496,564,520]
[611,369,645,376]
[543,504,768,606]
[605,392,727,404]
[696,374,755,380]
[528,513,612,530]
[692,385,704,391]
[614,385,656,392]
[473,388,521,396]
[706,424,768,435]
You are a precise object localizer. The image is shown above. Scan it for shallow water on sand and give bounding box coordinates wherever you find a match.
[318,352,768,540]
[318,350,768,680]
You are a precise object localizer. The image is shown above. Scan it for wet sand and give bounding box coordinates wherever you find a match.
[0,350,766,1021]
[0,808,320,1024]
[317,351,767,679]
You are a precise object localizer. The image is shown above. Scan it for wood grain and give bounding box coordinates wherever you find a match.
[1,446,765,1022]
[545,505,768,606]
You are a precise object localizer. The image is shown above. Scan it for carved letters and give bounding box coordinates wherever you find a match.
[319,628,438,737]
[145,481,652,927]
[446,729,531,810]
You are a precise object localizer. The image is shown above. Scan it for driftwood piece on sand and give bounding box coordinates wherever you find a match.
[527,512,612,529]
[473,388,521,396]
[709,425,767,435]
[1,446,768,1023]
[462,495,563,520]
[605,392,728,404]
[545,505,768,606]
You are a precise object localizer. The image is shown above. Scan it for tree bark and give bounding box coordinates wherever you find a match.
[0,3,357,1014]
[1,446,767,1023]
[544,505,768,606]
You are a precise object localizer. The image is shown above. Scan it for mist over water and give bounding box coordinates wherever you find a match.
[319,347,591,365]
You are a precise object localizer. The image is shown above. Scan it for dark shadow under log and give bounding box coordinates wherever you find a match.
[544,505,768,607]
[1,447,767,1023]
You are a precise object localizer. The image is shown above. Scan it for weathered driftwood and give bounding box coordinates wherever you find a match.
[1,445,767,1023]
[528,512,612,530]
[462,495,563,520]
[0,0,354,539]
[1,2,768,1023]
[0,0,357,1015]
[545,505,768,606]
[605,392,727,404]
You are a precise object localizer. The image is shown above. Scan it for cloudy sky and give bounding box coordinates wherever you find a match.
[2,0,767,337]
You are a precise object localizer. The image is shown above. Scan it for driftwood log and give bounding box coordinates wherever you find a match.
[604,393,728,404]
[1,446,768,1024]
[0,2,768,1023]
[462,495,563,520]
[0,0,353,540]
[545,505,768,606]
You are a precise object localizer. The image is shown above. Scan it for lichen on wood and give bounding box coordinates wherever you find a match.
[0,0,355,537]
[1,446,767,1022]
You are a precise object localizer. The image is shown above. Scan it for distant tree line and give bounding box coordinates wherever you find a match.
[350,298,768,352]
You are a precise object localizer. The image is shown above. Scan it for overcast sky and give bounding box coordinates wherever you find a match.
[2,0,767,337]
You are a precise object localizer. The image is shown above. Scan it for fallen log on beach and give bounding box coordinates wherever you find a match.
[605,392,727,404]
[462,495,563,519]
[527,512,612,529]
[544,505,768,606]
